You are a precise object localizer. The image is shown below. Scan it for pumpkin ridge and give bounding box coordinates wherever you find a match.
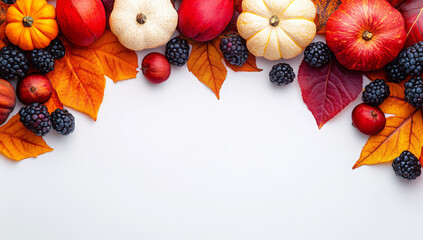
[243,11,269,20]
[280,0,297,16]
[278,26,301,49]
[247,27,268,41]
[263,28,273,56]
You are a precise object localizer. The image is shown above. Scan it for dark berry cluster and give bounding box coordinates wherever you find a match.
[19,103,52,136]
[385,54,407,83]
[304,41,332,67]
[404,76,423,108]
[30,49,55,73]
[219,33,249,66]
[392,151,422,180]
[362,79,390,106]
[165,37,189,67]
[398,42,423,76]
[51,109,75,136]
[269,63,295,86]
[47,38,66,60]
[0,45,29,81]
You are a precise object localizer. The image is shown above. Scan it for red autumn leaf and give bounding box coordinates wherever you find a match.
[313,0,342,34]
[298,59,363,129]
[398,0,423,47]
[388,0,404,7]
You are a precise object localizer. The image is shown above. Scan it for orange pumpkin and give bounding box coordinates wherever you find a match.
[5,0,59,51]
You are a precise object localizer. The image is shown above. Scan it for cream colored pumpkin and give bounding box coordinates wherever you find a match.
[237,0,316,60]
[110,0,178,51]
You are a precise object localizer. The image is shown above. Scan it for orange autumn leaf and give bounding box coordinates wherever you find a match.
[353,97,423,169]
[313,0,342,34]
[89,30,138,83]
[186,38,227,99]
[0,114,53,161]
[45,89,63,113]
[46,39,105,120]
[364,69,388,81]
[225,54,263,72]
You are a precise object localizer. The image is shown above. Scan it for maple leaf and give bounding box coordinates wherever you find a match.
[89,30,138,83]
[313,0,342,34]
[46,39,106,120]
[353,96,423,169]
[298,59,363,129]
[398,0,423,47]
[45,89,64,113]
[0,114,53,161]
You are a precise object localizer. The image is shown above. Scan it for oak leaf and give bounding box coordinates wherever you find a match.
[398,0,423,47]
[89,30,138,83]
[298,59,363,129]
[0,114,53,161]
[185,37,227,99]
[353,96,423,168]
[46,39,106,120]
[313,0,342,34]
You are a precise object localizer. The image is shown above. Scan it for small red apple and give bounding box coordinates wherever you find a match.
[326,0,406,71]
[352,103,386,136]
[142,53,171,84]
[178,0,234,42]
[17,74,53,105]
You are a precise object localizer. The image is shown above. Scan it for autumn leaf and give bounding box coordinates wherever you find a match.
[89,30,138,83]
[0,114,53,161]
[185,37,227,99]
[45,89,63,113]
[364,69,388,82]
[398,0,423,47]
[46,39,106,120]
[353,97,423,168]
[298,59,363,128]
[313,0,342,34]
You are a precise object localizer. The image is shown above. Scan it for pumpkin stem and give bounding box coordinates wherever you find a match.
[269,15,280,27]
[136,13,147,24]
[362,31,373,41]
[22,16,34,27]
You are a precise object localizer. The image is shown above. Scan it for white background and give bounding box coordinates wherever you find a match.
[1,31,423,239]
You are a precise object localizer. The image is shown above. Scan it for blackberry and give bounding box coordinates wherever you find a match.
[398,41,423,76]
[392,151,421,180]
[362,79,390,106]
[0,45,29,81]
[304,41,332,67]
[51,109,75,136]
[269,63,295,86]
[404,76,423,108]
[165,37,190,66]
[219,33,249,66]
[47,38,66,60]
[2,0,16,4]
[19,103,51,136]
[30,49,55,73]
[385,55,407,83]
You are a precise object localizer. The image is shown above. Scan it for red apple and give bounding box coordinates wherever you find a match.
[326,0,406,71]
[56,0,106,46]
[142,53,171,84]
[0,79,16,125]
[352,103,386,136]
[178,0,234,42]
[17,74,53,105]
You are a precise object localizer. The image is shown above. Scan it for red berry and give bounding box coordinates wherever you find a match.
[352,103,386,135]
[142,52,171,84]
[17,74,53,105]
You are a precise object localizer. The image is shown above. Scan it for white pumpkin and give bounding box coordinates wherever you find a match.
[237,0,317,60]
[110,0,178,51]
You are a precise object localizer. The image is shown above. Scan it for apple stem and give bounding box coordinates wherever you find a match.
[22,16,34,27]
[269,15,280,27]
[362,31,373,41]
[136,13,147,24]
[30,86,36,93]
[371,111,377,118]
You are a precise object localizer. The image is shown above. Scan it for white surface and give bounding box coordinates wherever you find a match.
[1,34,423,240]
